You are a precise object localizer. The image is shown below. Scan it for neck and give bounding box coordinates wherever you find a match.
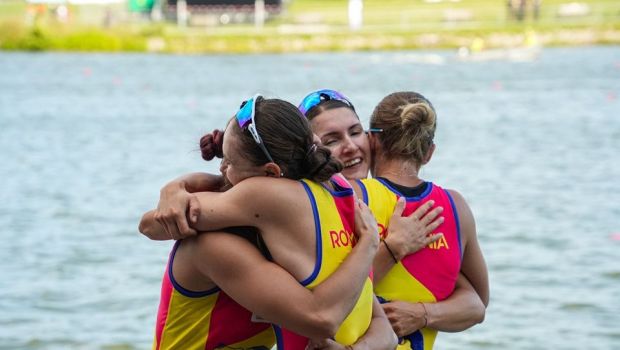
[373,156,423,187]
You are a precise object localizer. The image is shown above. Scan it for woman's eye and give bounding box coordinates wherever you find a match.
[323,139,337,146]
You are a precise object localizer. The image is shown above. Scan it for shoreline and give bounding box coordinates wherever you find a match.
[1,23,619,54]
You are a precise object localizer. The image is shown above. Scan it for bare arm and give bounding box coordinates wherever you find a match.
[139,177,280,240]
[447,189,489,306]
[349,297,398,350]
[193,201,379,340]
[381,190,489,336]
[382,273,484,336]
[167,172,225,193]
[139,210,171,240]
[424,273,485,332]
[306,296,397,350]
[138,172,224,240]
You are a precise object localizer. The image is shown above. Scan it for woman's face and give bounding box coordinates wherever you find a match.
[220,122,265,186]
[310,107,370,180]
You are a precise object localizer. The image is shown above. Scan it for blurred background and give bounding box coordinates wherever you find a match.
[0,0,619,52]
[1,1,619,350]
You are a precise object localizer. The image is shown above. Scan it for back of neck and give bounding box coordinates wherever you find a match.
[373,158,423,187]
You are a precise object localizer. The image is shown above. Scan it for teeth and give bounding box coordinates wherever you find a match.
[344,158,362,167]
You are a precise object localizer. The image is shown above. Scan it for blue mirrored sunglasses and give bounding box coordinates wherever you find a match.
[235,94,275,163]
[298,89,355,116]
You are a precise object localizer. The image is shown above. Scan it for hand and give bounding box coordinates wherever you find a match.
[382,300,427,337]
[199,129,224,161]
[305,338,348,350]
[153,181,202,240]
[353,199,380,250]
[386,198,444,260]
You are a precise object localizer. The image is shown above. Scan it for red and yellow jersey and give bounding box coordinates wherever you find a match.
[275,175,374,349]
[357,178,462,350]
[153,241,276,350]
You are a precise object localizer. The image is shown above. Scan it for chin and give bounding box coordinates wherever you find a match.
[342,166,369,180]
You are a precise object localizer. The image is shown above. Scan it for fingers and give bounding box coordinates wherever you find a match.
[409,199,434,220]
[424,215,444,235]
[419,205,443,226]
[353,199,362,224]
[353,200,378,242]
[188,195,201,224]
[155,208,194,240]
[175,213,197,239]
[382,303,400,326]
[154,212,171,238]
[425,233,443,246]
[391,197,406,218]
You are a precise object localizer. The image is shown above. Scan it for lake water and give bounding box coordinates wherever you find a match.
[1,47,619,350]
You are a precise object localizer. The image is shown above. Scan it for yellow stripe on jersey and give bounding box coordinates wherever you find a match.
[301,179,373,346]
[157,290,218,350]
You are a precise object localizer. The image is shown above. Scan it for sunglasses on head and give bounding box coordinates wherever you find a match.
[298,89,355,116]
[235,94,275,163]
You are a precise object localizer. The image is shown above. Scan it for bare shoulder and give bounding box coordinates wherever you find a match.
[195,232,264,271]
[233,177,305,197]
[445,189,472,216]
[234,177,309,212]
[445,189,476,244]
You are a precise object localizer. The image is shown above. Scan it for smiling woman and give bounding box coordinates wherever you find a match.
[138,96,400,350]
[297,89,488,350]
[300,89,371,180]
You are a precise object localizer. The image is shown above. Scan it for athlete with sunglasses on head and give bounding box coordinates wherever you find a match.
[300,89,489,347]
[156,90,489,350]
[140,96,416,349]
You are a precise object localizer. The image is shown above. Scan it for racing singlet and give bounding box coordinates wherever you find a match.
[153,240,276,350]
[356,178,462,350]
[275,175,374,349]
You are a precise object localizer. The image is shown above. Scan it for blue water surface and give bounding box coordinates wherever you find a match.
[0,46,619,349]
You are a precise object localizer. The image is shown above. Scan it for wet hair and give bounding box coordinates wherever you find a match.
[304,99,358,121]
[370,91,437,165]
[204,97,343,182]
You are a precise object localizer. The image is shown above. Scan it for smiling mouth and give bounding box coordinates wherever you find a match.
[343,158,362,168]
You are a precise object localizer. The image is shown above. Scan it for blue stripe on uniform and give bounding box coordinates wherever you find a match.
[299,181,323,287]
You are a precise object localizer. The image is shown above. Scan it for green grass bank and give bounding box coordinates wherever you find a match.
[1,0,619,53]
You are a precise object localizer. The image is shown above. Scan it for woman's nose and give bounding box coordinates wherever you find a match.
[341,136,357,154]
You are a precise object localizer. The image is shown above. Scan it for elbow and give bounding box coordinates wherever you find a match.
[481,294,490,309]
[478,290,489,322]
[138,218,147,236]
[317,319,340,340]
[478,309,486,325]
[138,212,159,240]
[473,299,486,325]
[306,313,340,340]
[138,220,153,239]
[388,329,399,349]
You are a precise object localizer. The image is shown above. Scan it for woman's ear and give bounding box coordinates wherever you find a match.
[263,162,283,178]
[422,143,436,165]
[367,131,376,148]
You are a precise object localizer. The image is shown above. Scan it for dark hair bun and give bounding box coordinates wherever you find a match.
[303,145,343,182]
[199,129,224,161]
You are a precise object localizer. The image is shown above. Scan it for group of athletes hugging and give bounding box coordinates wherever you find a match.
[139,89,489,350]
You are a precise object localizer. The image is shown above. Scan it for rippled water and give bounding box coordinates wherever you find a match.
[1,47,619,349]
